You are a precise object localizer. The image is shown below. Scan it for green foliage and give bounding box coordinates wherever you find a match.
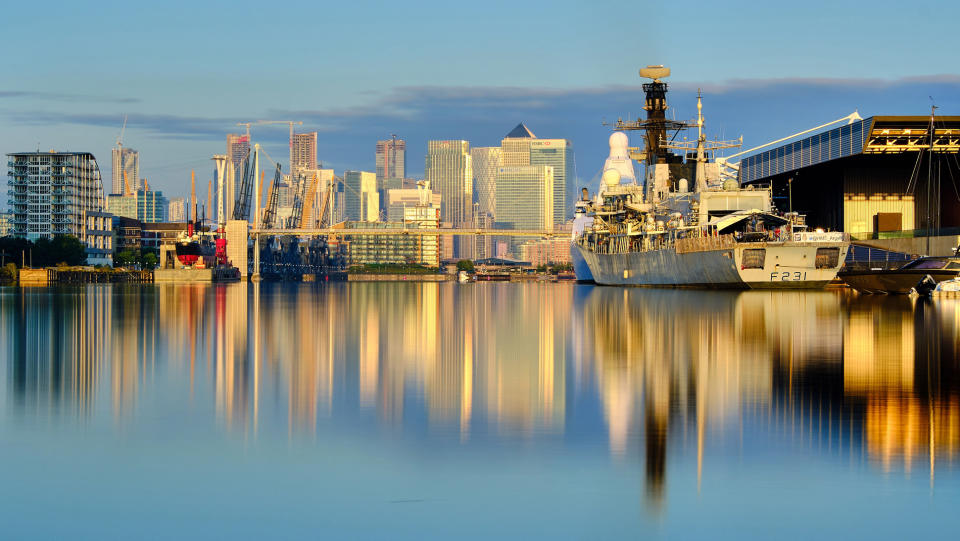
[0,262,17,282]
[0,235,86,268]
[455,259,475,272]
[113,250,139,268]
[348,263,436,275]
[141,251,158,269]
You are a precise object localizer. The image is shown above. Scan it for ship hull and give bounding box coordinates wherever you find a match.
[575,243,847,289]
[571,242,595,282]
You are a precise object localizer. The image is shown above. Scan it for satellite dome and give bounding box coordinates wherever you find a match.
[602,168,621,187]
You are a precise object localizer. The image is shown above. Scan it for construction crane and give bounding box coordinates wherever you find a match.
[262,164,282,229]
[289,173,308,228]
[116,114,127,148]
[232,151,255,221]
[235,120,303,167]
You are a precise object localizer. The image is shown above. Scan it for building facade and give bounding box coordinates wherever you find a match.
[495,165,554,233]
[425,140,472,227]
[386,182,442,222]
[0,211,11,237]
[530,139,573,225]
[472,147,502,219]
[342,170,379,222]
[108,189,168,223]
[376,138,406,184]
[739,115,960,236]
[111,146,139,195]
[7,151,106,240]
[226,134,250,169]
[291,132,318,179]
[84,210,114,266]
[168,197,186,222]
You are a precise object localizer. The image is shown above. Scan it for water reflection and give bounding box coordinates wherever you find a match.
[1,283,958,509]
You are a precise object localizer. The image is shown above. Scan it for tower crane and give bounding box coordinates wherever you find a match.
[235,120,303,169]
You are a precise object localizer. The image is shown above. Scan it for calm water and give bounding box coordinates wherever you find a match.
[1,283,957,539]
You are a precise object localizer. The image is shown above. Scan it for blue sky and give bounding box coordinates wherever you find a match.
[2,0,959,202]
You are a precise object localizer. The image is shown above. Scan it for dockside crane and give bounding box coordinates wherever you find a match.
[232,150,255,221]
[262,164,282,229]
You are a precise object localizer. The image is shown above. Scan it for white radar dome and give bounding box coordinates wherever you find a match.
[602,168,621,188]
[609,132,629,155]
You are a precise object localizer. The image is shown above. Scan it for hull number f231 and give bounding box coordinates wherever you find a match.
[770,271,807,281]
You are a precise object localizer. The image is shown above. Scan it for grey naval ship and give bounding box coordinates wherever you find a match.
[573,66,849,288]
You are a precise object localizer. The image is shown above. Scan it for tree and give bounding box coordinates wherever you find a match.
[141,251,158,269]
[114,250,139,268]
[456,259,475,272]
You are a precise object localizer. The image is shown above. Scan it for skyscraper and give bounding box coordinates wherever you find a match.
[497,123,572,227]
[530,139,573,225]
[343,170,379,222]
[472,147,502,219]
[495,165,554,233]
[226,134,250,168]
[425,140,472,227]
[7,151,105,240]
[111,146,139,195]
[501,123,536,166]
[291,132,318,179]
[376,138,406,183]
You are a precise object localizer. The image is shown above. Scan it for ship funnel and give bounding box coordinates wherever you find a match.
[581,187,589,200]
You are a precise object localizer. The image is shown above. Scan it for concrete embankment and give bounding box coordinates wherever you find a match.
[347,274,452,282]
[854,235,960,256]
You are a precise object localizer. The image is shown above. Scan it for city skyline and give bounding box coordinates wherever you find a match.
[1,1,958,204]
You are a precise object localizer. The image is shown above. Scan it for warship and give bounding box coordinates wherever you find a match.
[573,66,849,288]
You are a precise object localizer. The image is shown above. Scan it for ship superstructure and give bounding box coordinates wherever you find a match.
[574,66,849,288]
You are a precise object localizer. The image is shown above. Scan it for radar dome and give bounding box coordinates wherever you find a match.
[602,168,621,188]
[609,132,629,154]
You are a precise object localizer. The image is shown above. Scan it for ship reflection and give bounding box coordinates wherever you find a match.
[2,283,958,507]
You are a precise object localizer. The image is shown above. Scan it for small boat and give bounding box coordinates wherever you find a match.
[840,252,960,294]
[930,276,960,297]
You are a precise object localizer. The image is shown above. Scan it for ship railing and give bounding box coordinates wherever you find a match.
[674,234,737,254]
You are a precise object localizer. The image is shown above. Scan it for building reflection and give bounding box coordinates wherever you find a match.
[3,282,957,499]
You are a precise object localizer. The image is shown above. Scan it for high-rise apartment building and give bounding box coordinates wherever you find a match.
[169,197,186,222]
[376,138,406,183]
[530,139,573,225]
[291,132,318,179]
[342,170,379,222]
[226,134,250,169]
[111,146,139,195]
[425,140,472,227]
[7,151,105,240]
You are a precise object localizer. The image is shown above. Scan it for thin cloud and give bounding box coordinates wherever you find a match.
[0,90,139,104]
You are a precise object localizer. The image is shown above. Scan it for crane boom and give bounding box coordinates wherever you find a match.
[262,165,281,229]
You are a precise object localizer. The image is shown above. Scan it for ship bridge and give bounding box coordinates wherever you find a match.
[738,115,960,239]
